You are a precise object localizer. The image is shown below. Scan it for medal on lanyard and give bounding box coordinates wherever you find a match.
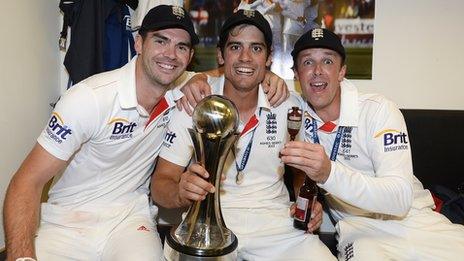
[234,109,261,184]
[310,119,345,161]
[234,141,252,185]
[234,130,256,185]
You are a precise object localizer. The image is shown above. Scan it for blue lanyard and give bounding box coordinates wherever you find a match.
[235,131,256,173]
[311,120,345,161]
[234,108,262,173]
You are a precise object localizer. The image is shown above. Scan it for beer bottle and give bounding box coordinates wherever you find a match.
[293,175,318,231]
[286,106,318,231]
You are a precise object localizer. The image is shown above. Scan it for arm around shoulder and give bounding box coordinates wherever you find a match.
[3,143,67,260]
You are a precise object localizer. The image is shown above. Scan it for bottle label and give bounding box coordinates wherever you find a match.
[288,120,301,131]
[294,196,309,222]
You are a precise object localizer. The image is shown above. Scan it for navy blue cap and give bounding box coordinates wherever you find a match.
[291,28,345,62]
[139,5,199,45]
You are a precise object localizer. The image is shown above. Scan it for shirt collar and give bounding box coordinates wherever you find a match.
[117,56,138,109]
[257,83,271,112]
[338,78,359,127]
[164,88,184,107]
[144,88,183,127]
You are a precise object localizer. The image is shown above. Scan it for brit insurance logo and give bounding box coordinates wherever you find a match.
[375,129,409,152]
[164,131,177,144]
[108,118,137,140]
[46,112,72,144]
[162,131,177,149]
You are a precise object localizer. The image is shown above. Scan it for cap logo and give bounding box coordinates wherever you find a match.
[243,9,256,18]
[172,6,185,19]
[311,28,324,40]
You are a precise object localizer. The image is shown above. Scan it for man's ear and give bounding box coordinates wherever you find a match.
[293,66,300,81]
[189,48,195,64]
[135,34,143,55]
[217,47,225,66]
[338,64,347,82]
[265,47,273,67]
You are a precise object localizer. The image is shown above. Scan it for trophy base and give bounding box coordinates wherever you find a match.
[163,231,238,261]
[164,242,237,261]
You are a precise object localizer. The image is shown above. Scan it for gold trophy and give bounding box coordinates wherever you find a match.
[164,95,239,260]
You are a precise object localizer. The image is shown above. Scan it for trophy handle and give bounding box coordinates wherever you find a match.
[188,128,205,166]
[215,133,239,230]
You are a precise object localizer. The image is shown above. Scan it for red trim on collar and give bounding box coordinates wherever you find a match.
[319,121,336,132]
[145,97,169,128]
[240,115,259,136]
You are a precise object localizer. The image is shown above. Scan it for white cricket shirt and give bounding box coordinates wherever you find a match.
[38,57,183,208]
[302,79,434,221]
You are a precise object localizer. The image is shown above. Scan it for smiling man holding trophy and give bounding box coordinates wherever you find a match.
[152,10,335,260]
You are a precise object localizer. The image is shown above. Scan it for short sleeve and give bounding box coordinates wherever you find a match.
[37,84,99,160]
[159,108,195,167]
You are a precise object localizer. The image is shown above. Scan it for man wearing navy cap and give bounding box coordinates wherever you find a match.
[152,10,336,260]
[281,28,464,260]
[4,5,197,261]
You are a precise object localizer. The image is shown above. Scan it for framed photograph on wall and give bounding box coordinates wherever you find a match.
[184,0,375,80]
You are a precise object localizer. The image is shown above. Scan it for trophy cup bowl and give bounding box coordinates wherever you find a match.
[164,95,239,260]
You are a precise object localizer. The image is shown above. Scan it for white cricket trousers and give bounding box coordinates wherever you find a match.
[336,208,464,261]
[223,207,336,261]
[35,194,163,261]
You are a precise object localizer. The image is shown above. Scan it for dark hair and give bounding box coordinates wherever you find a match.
[217,24,272,60]
[139,30,149,40]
